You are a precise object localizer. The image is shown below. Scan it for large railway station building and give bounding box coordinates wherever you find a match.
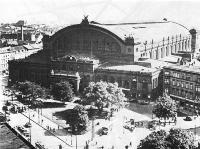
[9,17,198,100]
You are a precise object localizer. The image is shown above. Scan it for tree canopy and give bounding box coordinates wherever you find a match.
[15,81,46,99]
[50,81,74,102]
[152,94,177,120]
[67,105,89,133]
[138,128,196,149]
[82,81,126,111]
[166,129,195,149]
[137,130,168,149]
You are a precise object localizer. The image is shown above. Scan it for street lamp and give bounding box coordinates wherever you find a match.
[163,18,197,61]
[163,18,190,31]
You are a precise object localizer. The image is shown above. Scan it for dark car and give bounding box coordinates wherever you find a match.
[184,116,192,121]
[24,122,32,128]
[99,127,108,136]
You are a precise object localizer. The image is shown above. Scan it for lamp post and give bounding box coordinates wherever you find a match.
[163,18,197,60]
[163,18,190,31]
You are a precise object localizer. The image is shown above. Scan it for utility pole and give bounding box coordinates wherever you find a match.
[76,134,77,149]
[91,117,95,141]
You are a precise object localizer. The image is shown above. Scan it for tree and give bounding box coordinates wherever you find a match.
[137,130,168,149]
[138,129,196,149]
[83,81,126,111]
[13,81,47,117]
[51,81,74,102]
[67,105,89,134]
[152,94,177,122]
[166,128,195,149]
[15,81,46,100]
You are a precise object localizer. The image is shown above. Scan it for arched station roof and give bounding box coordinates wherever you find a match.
[50,21,190,45]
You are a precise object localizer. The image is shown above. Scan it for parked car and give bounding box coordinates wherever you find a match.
[17,126,28,133]
[184,116,192,121]
[99,127,108,136]
[24,122,32,128]
[23,132,30,138]
[123,124,135,132]
[35,141,46,149]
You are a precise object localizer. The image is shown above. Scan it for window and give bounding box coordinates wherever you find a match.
[164,78,169,84]
[177,81,180,87]
[181,74,185,79]
[181,90,185,96]
[181,82,184,88]
[172,72,176,77]
[198,78,200,83]
[177,73,180,78]
[128,48,131,52]
[164,71,169,75]
[196,86,200,92]
[165,88,169,93]
[186,83,189,89]
[136,48,138,52]
[172,79,176,86]
[190,83,193,90]
[186,75,191,81]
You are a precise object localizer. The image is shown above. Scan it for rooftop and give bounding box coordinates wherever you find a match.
[164,64,200,74]
[94,22,190,43]
[159,55,182,63]
[135,58,172,69]
[0,123,30,149]
[98,64,157,73]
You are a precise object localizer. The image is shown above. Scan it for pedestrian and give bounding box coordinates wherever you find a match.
[58,126,59,129]
[130,142,132,147]
[59,144,62,149]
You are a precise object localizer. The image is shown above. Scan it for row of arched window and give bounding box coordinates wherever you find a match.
[142,39,190,60]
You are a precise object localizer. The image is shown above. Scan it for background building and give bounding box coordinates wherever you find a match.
[163,65,200,114]
[0,44,42,75]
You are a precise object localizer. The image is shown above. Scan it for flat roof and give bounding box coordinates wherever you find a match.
[136,58,172,69]
[98,64,157,73]
[159,55,182,63]
[164,64,200,74]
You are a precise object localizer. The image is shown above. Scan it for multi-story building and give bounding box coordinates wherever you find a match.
[8,17,198,100]
[0,44,42,74]
[163,65,200,113]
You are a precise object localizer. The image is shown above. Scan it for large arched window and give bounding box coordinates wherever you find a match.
[103,75,108,82]
[185,41,187,50]
[124,80,130,89]
[117,77,122,87]
[96,75,101,82]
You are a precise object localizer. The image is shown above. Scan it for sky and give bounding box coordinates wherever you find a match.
[1,0,200,29]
